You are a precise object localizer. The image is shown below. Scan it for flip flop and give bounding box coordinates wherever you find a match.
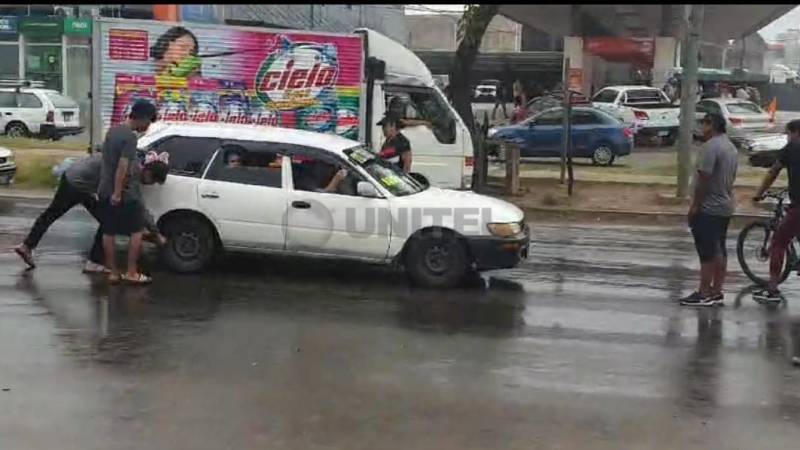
[122,273,152,285]
[14,246,36,269]
[108,273,121,285]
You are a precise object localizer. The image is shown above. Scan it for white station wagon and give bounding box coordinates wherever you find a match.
[137,123,529,288]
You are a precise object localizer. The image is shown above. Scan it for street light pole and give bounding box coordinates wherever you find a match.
[677,4,704,199]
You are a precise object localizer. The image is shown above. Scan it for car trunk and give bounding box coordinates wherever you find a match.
[54,107,80,128]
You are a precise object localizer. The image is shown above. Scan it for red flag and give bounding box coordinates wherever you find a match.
[768,97,778,123]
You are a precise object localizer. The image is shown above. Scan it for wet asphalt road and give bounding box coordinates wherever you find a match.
[2,198,800,450]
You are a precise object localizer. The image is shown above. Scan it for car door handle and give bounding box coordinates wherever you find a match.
[292,201,311,209]
[3,113,11,116]
[201,192,219,199]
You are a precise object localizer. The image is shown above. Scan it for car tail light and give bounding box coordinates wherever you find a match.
[633,110,649,121]
[730,117,744,127]
[464,156,474,168]
[46,111,54,122]
[623,127,634,139]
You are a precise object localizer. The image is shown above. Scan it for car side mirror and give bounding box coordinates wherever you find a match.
[409,172,429,187]
[357,181,381,198]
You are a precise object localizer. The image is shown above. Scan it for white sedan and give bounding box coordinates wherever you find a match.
[694,98,782,150]
[139,123,529,288]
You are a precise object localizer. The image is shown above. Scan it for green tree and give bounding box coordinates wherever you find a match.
[449,4,499,188]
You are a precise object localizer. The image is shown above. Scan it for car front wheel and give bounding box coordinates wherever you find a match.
[405,232,470,288]
[162,215,217,273]
[591,144,616,166]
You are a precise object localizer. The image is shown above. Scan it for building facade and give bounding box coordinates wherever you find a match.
[407,14,522,53]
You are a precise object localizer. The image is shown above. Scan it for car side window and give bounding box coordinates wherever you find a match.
[384,85,456,144]
[152,136,221,178]
[703,102,722,116]
[571,110,601,125]
[17,93,42,108]
[0,92,16,108]
[696,102,707,113]
[592,89,618,103]
[534,109,564,126]
[205,144,282,188]
[290,148,363,197]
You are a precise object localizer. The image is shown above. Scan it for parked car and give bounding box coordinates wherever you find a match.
[0,145,15,185]
[693,98,777,150]
[0,87,83,140]
[137,123,529,288]
[526,90,591,117]
[487,106,634,166]
[474,79,501,102]
[591,85,680,145]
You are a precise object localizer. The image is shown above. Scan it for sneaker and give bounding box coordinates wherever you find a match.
[753,288,785,304]
[82,260,110,274]
[680,291,718,307]
[708,292,725,306]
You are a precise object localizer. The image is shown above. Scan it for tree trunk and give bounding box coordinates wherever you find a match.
[449,5,499,189]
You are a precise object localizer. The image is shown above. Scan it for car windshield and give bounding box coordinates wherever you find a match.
[345,146,426,197]
[726,102,763,115]
[44,91,78,108]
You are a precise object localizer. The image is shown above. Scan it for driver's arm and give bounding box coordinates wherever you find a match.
[400,151,413,174]
[755,152,787,199]
[323,169,348,193]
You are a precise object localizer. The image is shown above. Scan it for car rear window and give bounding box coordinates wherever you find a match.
[624,89,668,104]
[592,89,618,103]
[725,102,763,115]
[44,92,78,108]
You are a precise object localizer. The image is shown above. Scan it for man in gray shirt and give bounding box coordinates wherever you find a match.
[680,113,739,306]
[97,100,157,284]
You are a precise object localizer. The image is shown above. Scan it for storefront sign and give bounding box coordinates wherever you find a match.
[20,17,63,38]
[0,16,18,36]
[64,18,92,37]
[585,37,654,63]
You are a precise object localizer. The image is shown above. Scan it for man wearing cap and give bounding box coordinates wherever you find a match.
[377,114,412,173]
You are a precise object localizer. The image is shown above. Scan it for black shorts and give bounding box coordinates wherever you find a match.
[99,198,144,237]
[690,212,731,262]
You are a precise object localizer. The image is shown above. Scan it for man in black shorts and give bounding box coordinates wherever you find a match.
[98,99,158,284]
[680,113,739,306]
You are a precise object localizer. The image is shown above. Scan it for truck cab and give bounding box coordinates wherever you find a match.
[357,29,474,190]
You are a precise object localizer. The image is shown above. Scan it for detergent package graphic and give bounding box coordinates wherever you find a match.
[188,78,220,122]
[156,75,190,121]
[218,80,250,123]
[111,74,157,126]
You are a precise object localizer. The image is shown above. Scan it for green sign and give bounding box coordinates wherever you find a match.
[20,17,63,38]
[64,18,92,37]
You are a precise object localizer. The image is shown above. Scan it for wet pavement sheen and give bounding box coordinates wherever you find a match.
[2,198,800,449]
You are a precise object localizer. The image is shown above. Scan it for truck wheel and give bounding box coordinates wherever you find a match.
[162,216,217,273]
[591,144,616,166]
[405,231,469,288]
[5,122,29,139]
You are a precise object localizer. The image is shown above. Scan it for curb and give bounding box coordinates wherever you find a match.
[0,189,53,201]
[517,205,767,222]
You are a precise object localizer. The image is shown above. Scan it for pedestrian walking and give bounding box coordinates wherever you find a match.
[510,96,527,124]
[97,99,158,284]
[492,83,508,120]
[680,113,739,306]
[736,84,751,100]
[751,119,800,303]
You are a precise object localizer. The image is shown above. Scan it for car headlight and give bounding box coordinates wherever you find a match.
[5,153,13,162]
[487,128,498,138]
[487,222,522,238]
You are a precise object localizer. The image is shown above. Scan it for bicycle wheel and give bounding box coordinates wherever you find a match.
[736,221,794,286]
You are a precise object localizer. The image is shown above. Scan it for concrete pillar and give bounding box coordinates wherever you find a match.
[563,36,583,91]
[653,37,677,89]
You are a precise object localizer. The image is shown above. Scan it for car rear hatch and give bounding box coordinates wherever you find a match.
[724,102,772,132]
[43,91,80,127]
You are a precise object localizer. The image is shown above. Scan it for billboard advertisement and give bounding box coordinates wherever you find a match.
[96,19,364,143]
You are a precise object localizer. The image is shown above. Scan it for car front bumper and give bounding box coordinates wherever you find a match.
[466,224,530,271]
[0,164,17,184]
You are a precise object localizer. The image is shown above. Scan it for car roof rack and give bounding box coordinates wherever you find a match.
[0,79,47,90]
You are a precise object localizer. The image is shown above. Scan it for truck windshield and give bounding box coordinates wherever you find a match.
[344,146,426,197]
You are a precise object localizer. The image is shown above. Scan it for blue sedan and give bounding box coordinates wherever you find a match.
[488,107,634,166]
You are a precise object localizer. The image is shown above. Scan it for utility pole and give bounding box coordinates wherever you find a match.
[677,4,704,199]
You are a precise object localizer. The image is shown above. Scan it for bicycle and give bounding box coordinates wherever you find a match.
[737,189,800,286]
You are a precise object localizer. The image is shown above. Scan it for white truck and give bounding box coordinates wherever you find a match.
[591,85,681,145]
[89,18,474,189]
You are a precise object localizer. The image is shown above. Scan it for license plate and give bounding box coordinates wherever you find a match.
[0,174,9,184]
[63,112,73,120]
[658,131,670,136]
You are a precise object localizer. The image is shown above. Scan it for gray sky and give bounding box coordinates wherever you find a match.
[408,4,800,42]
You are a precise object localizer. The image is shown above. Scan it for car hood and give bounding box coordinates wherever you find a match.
[0,146,13,158]
[393,187,524,224]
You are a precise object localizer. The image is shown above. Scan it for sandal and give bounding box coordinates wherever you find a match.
[108,273,122,285]
[14,246,36,269]
[122,273,152,285]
